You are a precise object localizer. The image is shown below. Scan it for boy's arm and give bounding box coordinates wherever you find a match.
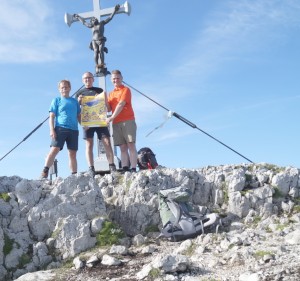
[49,112,56,138]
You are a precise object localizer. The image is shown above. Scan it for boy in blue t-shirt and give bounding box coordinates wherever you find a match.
[40,80,81,179]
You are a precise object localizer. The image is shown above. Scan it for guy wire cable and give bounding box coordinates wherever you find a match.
[122,80,254,164]
[0,85,85,162]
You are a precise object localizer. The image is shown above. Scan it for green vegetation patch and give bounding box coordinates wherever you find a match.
[183,243,196,256]
[125,179,132,192]
[262,164,284,173]
[19,253,31,268]
[241,190,249,196]
[247,164,255,172]
[292,205,300,213]
[51,219,64,239]
[3,234,14,255]
[145,225,159,234]
[245,173,252,182]
[254,250,273,259]
[276,223,289,231]
[61,259,74,269]
[273,186,283,199]
[96,221,125,246]
[265,226,272,233]
[0,192,10,202]
[149,267,161,279]
[252,216,262,226]
[220,182,229,204]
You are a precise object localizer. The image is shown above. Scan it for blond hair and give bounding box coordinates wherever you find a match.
[58,79,71,89]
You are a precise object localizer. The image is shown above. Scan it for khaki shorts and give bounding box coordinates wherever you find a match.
[112,120,137,146]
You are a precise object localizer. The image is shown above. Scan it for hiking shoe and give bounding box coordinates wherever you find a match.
[40,170,49,179]
[122,166,129,172]
[88,167,96,178]
[130,168,137,173]
[109,164,116,172]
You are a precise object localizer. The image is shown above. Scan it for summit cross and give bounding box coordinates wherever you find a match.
[64,0,131,173]
[65,0,130,76]
[65,0,130,25]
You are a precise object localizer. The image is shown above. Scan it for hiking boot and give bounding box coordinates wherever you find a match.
[88,167,96,178]
[109,163,116,172]
[130,168,137,173]
[122,166,129,172]
[40,169,49,179]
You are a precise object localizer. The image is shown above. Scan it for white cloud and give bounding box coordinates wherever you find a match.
[170,0,300,80]
[130,0,300,148]
[0,0,73,63]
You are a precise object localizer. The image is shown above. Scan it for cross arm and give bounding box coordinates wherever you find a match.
[64,1,131,27]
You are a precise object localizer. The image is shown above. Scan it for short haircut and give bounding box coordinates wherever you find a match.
[58,79,71,89]
[82,71,94,79]
[111,69,122,76]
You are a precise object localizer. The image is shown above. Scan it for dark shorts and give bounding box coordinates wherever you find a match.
[51,126,79,151]
[83,126,110,140]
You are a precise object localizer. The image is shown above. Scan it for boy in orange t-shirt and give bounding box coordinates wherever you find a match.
[107,70,137,172]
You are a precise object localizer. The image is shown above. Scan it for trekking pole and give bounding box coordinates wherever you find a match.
[0,85,84,162]
[123,81,254,164]
[0,117,48,162]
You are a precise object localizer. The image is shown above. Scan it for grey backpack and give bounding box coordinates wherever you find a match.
[158,187,219,242]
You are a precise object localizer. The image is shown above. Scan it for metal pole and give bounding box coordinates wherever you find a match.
[123,80,254,164]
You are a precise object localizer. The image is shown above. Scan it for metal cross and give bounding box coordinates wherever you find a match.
[65,0,130,172]
[65,0,130,27]
[65,0,130,77]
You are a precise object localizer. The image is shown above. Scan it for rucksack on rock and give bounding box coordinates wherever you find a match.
[137,147,158,170]
[158,186,219,242]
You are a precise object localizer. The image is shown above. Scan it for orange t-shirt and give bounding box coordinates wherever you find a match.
[108,85,135,124]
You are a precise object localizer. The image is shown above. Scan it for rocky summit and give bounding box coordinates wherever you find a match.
[0,163,300,281]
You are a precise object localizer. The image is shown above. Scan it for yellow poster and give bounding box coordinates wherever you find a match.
[81,94,107,127]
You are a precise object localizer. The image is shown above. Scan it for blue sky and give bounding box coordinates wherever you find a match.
[1,0,300,180]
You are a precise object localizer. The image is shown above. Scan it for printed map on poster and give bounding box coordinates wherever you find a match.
[81,94,107,127]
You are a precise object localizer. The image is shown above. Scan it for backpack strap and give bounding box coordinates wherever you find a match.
[166,199,182,227]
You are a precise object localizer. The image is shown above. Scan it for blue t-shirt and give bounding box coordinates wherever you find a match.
[49,97,81,131]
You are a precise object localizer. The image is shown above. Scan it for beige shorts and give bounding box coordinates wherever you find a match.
[112,120,137,146]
